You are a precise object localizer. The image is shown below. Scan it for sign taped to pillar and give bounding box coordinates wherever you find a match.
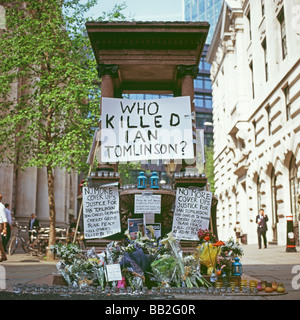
[134,194,161,214]
[100,96,194,162]
[82,186,121,239]
[172,187,213,240]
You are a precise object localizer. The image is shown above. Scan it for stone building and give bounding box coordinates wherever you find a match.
[207,0,300,245]
[0,165,78,227]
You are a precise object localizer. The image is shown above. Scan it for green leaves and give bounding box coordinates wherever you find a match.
[0,0,108,173]
[205,143,215,193]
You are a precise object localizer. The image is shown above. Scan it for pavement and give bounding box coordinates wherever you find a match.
[0,243,300,301]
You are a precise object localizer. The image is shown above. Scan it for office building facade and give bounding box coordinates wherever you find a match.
[207,0,300,245]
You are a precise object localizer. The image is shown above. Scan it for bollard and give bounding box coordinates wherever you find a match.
[286,215,297,252]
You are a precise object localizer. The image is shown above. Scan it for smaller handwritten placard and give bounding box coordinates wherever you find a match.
[106,264,123,282]
[134,194,161,214]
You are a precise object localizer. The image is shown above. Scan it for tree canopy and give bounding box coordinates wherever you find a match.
[0,0,126,172]
[0,0,126,259]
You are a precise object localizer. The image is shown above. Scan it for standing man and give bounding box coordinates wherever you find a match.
[0,194,8,261]
[2,203,12,253]
[256,208,269,249]
[28,213,39,243]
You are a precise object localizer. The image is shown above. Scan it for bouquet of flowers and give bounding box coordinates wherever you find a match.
[196,242,221,275]
[216,237,243,275]
[195,229,223,275]
[197,229,217,244]
[51,244,108,288]
[149,233,210,288]
[51,243,82,264]
[123,231,160,256]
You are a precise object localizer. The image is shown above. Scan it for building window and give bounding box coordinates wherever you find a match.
[200,56,211,72]
[262,38,268,82]
[185,1,191,21]
[257,176,262,211]
[253,120,257,146]
[195,94,213,109]
[284,85,291,120]
[194,76,212,90]
[246,9,252,41]
[289,155,299,222]
[278,8,287,60]
[271,167,278,241]
[195,113,213,128]
[266,105,272,135]
[261,0,265,16]
[249,61,255,99]
[204,132,213,146]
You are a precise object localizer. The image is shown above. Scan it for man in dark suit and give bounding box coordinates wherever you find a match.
[256,208,269,249]
[28,213,40,243]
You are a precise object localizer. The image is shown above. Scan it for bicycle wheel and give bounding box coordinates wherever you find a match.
[8,235,19,255]
[21,238,30,253]
[30,238,46,257]
[36,240,47,257]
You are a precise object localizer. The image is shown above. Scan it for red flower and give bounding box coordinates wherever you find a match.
[204,236,210,241]
[213,241,225,246]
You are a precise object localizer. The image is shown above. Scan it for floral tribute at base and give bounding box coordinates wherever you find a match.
[50,229,244,291]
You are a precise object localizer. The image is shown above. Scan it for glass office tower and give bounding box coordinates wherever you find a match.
[184,0,222,44]
[183,0,223,146]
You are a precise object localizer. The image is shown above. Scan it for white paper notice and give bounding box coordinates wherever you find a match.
[106,264,123,282]
[172,187,212,240]
[82,186,120,239]
[134,194,161,214]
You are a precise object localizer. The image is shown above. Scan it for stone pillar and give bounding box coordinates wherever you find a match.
[36,167,49,225]
[97,64,119,173]
[177,65,199,170]
[0,164,14,212]
[54,168,67,227]
[15,167,38,224]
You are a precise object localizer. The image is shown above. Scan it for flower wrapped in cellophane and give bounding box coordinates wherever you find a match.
[195,229,224,275]
[51,244,107,288]
[195,242,221,275]
[150,254,177,285]
[149,233,211,288]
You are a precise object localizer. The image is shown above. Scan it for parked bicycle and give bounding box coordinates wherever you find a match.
[9,223,46,256]
[8,222,30,255]
[9,223,80,256]
[28,227,48,257]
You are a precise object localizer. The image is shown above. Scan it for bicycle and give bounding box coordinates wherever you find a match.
[29,226,69,257]
[8,222,30,255]
[8,222,47,256]
[27,227,48,257]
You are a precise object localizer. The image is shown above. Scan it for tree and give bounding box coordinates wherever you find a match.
[0,0,126,259]
[205,143,215,193]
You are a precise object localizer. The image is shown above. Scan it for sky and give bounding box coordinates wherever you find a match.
[88,0,184,21]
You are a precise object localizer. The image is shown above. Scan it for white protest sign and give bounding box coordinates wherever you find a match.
[100,96,194,162]
[82,186,120,239]
[172,187,212,240]
[106,264,123,282]
[134,194,161,214]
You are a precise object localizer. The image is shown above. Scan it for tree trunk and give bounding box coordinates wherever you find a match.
[46,165,56,260]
